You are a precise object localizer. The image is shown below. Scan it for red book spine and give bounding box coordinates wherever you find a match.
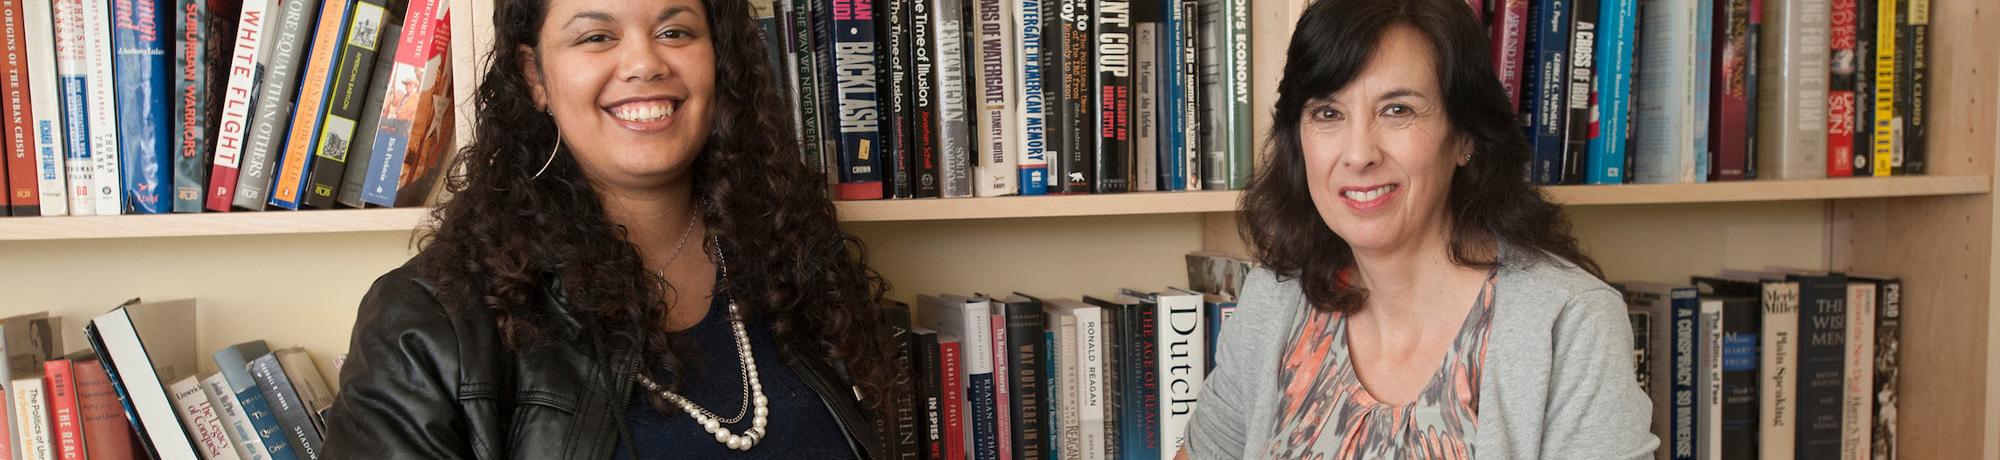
[1490,0,1529,113]
[74,359,137,460]
[1,0,37,215]
[1711,0,1754,180]
[44,359,86,460]
[990,315,1011,459]
[1827,0,1859,177]
[940,340,964,460]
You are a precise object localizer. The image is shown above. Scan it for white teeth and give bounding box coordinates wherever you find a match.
[611,102,675,122]
[1342,185,1397,202]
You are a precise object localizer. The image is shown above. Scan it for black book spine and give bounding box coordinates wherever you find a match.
[252,353,325,460]
[792,0,827,179]
[1060,0,1096,193]
[1100,306,1121,459]
[1041,0,1065,195]
[910,0,941,198]
[1178,0,1202,190]
[914,330,944,460]
[1127,299,1160,457]
[1872,279,1901,457]
[1896,0,1926,174]
[304,0,392,209]
[1853,0,1877,177]
[883,0,913,198]
[1092,0,1131,193]
[1718,297,1762,457]
[1003,300,1048,460]
[1794,275,1848,459]
[886,305,918,459]
[1560,0,1597,185]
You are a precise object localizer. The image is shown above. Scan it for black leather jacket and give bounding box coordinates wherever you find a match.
[321,255,885,459]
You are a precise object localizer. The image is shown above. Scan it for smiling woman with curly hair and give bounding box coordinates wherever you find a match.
[319,0,897,457]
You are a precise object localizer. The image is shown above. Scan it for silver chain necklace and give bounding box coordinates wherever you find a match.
[633,236,769,451]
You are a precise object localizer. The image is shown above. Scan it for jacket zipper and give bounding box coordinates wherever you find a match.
[786,350,880,460]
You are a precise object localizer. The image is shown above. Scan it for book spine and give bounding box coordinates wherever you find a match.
[83,0,122,213]
[1745,0,1763,179]
[216,348,299,460]
[1130,1,1155,192]
[910,0,940,198]
[81,323,165,459]
[1868,0,1896,176]
[965,310,998,460]
[1157,296,1202,459]
[1561,0,1598,185]
[931,0,972,198]
[1761,282,1800,459]
[1493,0,1529,114]
[1852,0,1874,177]
[1156,0,1183,191]
[52,0,93,215]
[1005,303,1047,460]
[44,361,82,460]
[251,354,323,460]
[1194,0,1223,191]
[827,0,885,200]
[1175,0,1198,191]
[1841,284,1876,460]
[990,315,1012,460]
[0,0,34,216]
[171,377,241,460]
[1668,289,1696,460]
[305,0,390,209]
[1828,0,1858,177]
[1093,0,1129,194]
[1692,0,1714,182]
[203,374,271,460]
[1219,0,1247,189]
[337,20,399,209]
[1012,0,1047,196]
[939,339,965,460]
[1076,308,1105,460]
[111,0,175,214]
[971,0,1016,197]
[1893,0,1922,174]
[1751,0,1829,179]
[1871,281,1900,460]
[1053,316,1078,460]
[1699,300,1722,460]
[11,380,49,460]
[1126,302,1159,459]
[206,0,271,211]
[889,316,917,459]
[271,0,354,209]
[172,0,218,212]
[360,0,448,207]
[1634,0,1697,184]
[791,0,825,187]
[1796,279,1847,459]
[916,333,944,460]
[1057,0,1095,194]
[883,0,913,199]
[1585,0,1633,184]
[1709,0,1750,181]
[1720,299,1762,457]
[236,0,324,210]
[1099,310,1119,460]
[1527,0,1569,184]
[23,0,67,216]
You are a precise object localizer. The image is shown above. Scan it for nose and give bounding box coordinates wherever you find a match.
[618,40,671,82]
[1339,120,1382,171]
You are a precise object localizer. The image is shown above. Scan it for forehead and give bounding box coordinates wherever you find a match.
[1331,24,1439,99]
[545,0,706,23]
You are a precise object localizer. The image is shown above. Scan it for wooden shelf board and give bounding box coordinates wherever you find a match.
[0,176,1987,240]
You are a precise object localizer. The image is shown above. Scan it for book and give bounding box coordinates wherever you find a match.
[0,0,34,217]
[1692,277,1763,457]
[909,0,941,198]
[206,0,276,212]
[85,298,203,460]
[305,0,393,208]
[971,0,1017,197]
[996,294,1048,460]
[937,333,966,459]
[1130,0,1156,192]
[1792,273,1847,459]
[882,0,914,199]
[44,356,84,460]
[1173,0,1199,191]
[202,373,271,460]
[360,0,451,207]
[235,0,326,210]
[1752,0,1831,179]
[336,20,401,209]
[72,354,139,460]
[1045,302,1080,460]
[1828,0,1860,177]
[1869,0,1897,177]
[1046,0,1087,195]
[1842,282,1877,460]
[1558,0,1599,185]
[929,0,973,198]
[1156,0,1188,191]
[912,328,945,460]
[272,0,359,209]
[919,295,997,460]
[169,376,241,460]
[272,349,333,433]
[1525,0,1571,185]
[22,0,67,216]
[1852,0,1875,178]
[1011,0,1048,196]
[1761,280,1801,459]
[1633,0,1709,184]
[1205,0,1248,189]
[215,341,299,460]
[1629,311,1651,394]
[110,0,177,215]
[882,303,918,459]
[1620,283,1672,460]
[251,352,322,460]
[1093,0,1131,194]
[52,0,97,215]
[1866,278,1900,460]
[1491,0,1529,114]
[1120,288,1201,459]
[3,314,61,460]
[1097,293,1157,460]
[1896,0,1926,175]
[823,0,884,200]
[173,0,232,213]
[1585,0,1633,184]
[989,306,1012,460]
[1710,0,1754,181]
[82,0,123,214]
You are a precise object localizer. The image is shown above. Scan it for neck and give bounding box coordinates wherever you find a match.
[1348,223,1478,323]
[596,179,701,270]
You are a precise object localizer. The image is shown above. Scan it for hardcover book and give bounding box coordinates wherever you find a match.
[1586,0,1635,184]
[1841,282,1877,460]
[169,376,241,460]
[919,295,997,459]
[1093,0,1130,194]
[881,0,913,199]
[72,354,140,460]
[1710,0,1754,181]
[1491,0,1529,113]
[825,0,884,200]
[206,0,276,211]
[1828,0,1859,178]
[1753,0,1831,179]
[44,356,84,460]
[1761,280,1801,459]
[111,0,176,214]
[84,298,203,460]
[1897,0,1926,175]
[23,0,68,216]
[250,352,322,460]
[1130,0,1156,192]
[970,0,1017,197]
[360,0,452,207]
[1198,0,1248,189]
[1525,0,1572,185]
[215,341,299,460]
[271,0,358,209]
[305,0,392,208]
[1792,273,1848,459]
[236,0,327,210]
[1011,0,1047,196]
[909,0,940,198]
[927,0,972,198]
[336,20,401,209]
[202,373,271,460]
[1053,0,1094,195]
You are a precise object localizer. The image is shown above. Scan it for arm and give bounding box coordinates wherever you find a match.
[1539,288,1660,459]
[1184,269,1285,459]
[321,273,475,459]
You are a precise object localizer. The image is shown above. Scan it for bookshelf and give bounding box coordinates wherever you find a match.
[0,0,1993,457]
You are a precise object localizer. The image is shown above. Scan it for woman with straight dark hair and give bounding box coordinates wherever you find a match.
[319,0,896,457]
[1180,0,1655,458]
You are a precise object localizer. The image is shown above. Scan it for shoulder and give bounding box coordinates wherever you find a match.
[1492,250,1627,338]
[1233,267,1307,327]
[351,249,496,353]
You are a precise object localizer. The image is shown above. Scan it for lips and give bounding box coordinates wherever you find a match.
[606,98,677,122]
[1338,183,1399,212]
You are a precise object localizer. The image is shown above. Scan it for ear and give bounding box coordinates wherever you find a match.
[520,45,548,110]
[1452,133,1475,167]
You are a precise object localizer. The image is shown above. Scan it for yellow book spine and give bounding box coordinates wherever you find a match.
[1871,0,1897,176]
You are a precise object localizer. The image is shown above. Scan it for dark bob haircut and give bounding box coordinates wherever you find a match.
[1240,0,1601,312]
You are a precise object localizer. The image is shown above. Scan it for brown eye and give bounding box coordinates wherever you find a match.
[1382,104,1414,117]
[1309,107,1343,122]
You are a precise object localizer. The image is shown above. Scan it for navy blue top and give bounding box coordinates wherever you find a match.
[613,295,855,459]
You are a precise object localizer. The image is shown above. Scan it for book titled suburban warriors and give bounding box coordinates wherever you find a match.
[305,0,392,209]
[174,0,235,213]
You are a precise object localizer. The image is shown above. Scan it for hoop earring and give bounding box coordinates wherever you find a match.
[534,122,561,180]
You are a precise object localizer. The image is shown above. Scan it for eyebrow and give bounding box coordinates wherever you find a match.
[1313,88,1429,105]
[561,6,697,28]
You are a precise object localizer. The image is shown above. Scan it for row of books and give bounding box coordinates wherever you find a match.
[0,300,341,460]
[1486,0,1932,184]
[1621,270,1901,459]
[870,252,1250,460]
[0,0,458,218]
[756,0,1255,200]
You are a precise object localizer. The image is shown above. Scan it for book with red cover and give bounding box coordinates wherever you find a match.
[360,0,451,207]
[1490,0,1529,114]
[1826,0,1859,177]
[1711,0,1755,181]
[44,357,84,460]
[71,356,138,460]
[938,334,965,460]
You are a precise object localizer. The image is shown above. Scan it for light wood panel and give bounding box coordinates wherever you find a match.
[848,214,1207,305]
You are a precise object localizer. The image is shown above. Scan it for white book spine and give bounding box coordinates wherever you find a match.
[1011,0,1046,193]
[1761,283,1800,459]
[1055,311,1079,460]
[13,380,50,460]
[1842,283,1876,460]
[971,0,1017,196]
[1156,293,1204,460]
[171,377,241,460]
[1076,306,1105,460]
[1633,0,1700,184]
[211,0,275,202]
[80,0,120,213]
[202,374,270,460]
[23,0,68,216]
[1132,20,1158,192]
[50,0,92,215]
[932,0,973,197]
[1700,299,1722,460]
[93,311,202,459]
[1753,0,1830,179]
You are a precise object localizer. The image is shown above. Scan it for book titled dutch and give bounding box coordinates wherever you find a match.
[305,0,392,209]
[826,0,884,200]
[233,0,325,210]
[1119,288,1201,460]
[206,0,275,212]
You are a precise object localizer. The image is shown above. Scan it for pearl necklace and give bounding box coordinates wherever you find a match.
[632,241,769,451]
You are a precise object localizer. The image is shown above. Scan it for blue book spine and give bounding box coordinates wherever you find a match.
[1528,0,1569,185]
[1586,0,1635,184]
[1120,302,1160,460]
[1669,288,1698,460]
[1691,0,1714,183]
[270,1,354,210]
[252,353,325,460]
[57,55,93,215]
[827,0,884,199]
[111,0,174,214]
[1045,330,1059,459]
[970,372,998,459]
[1158,0,1186,191]
[235,386,303,460]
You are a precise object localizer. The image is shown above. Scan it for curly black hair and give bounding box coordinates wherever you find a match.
[1242,0,1601,313]
[416,0,896,419]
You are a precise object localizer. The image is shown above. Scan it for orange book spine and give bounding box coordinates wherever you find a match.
[271,0,352,207]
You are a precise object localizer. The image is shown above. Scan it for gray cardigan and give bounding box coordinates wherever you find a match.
[1185,250,1659,459]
